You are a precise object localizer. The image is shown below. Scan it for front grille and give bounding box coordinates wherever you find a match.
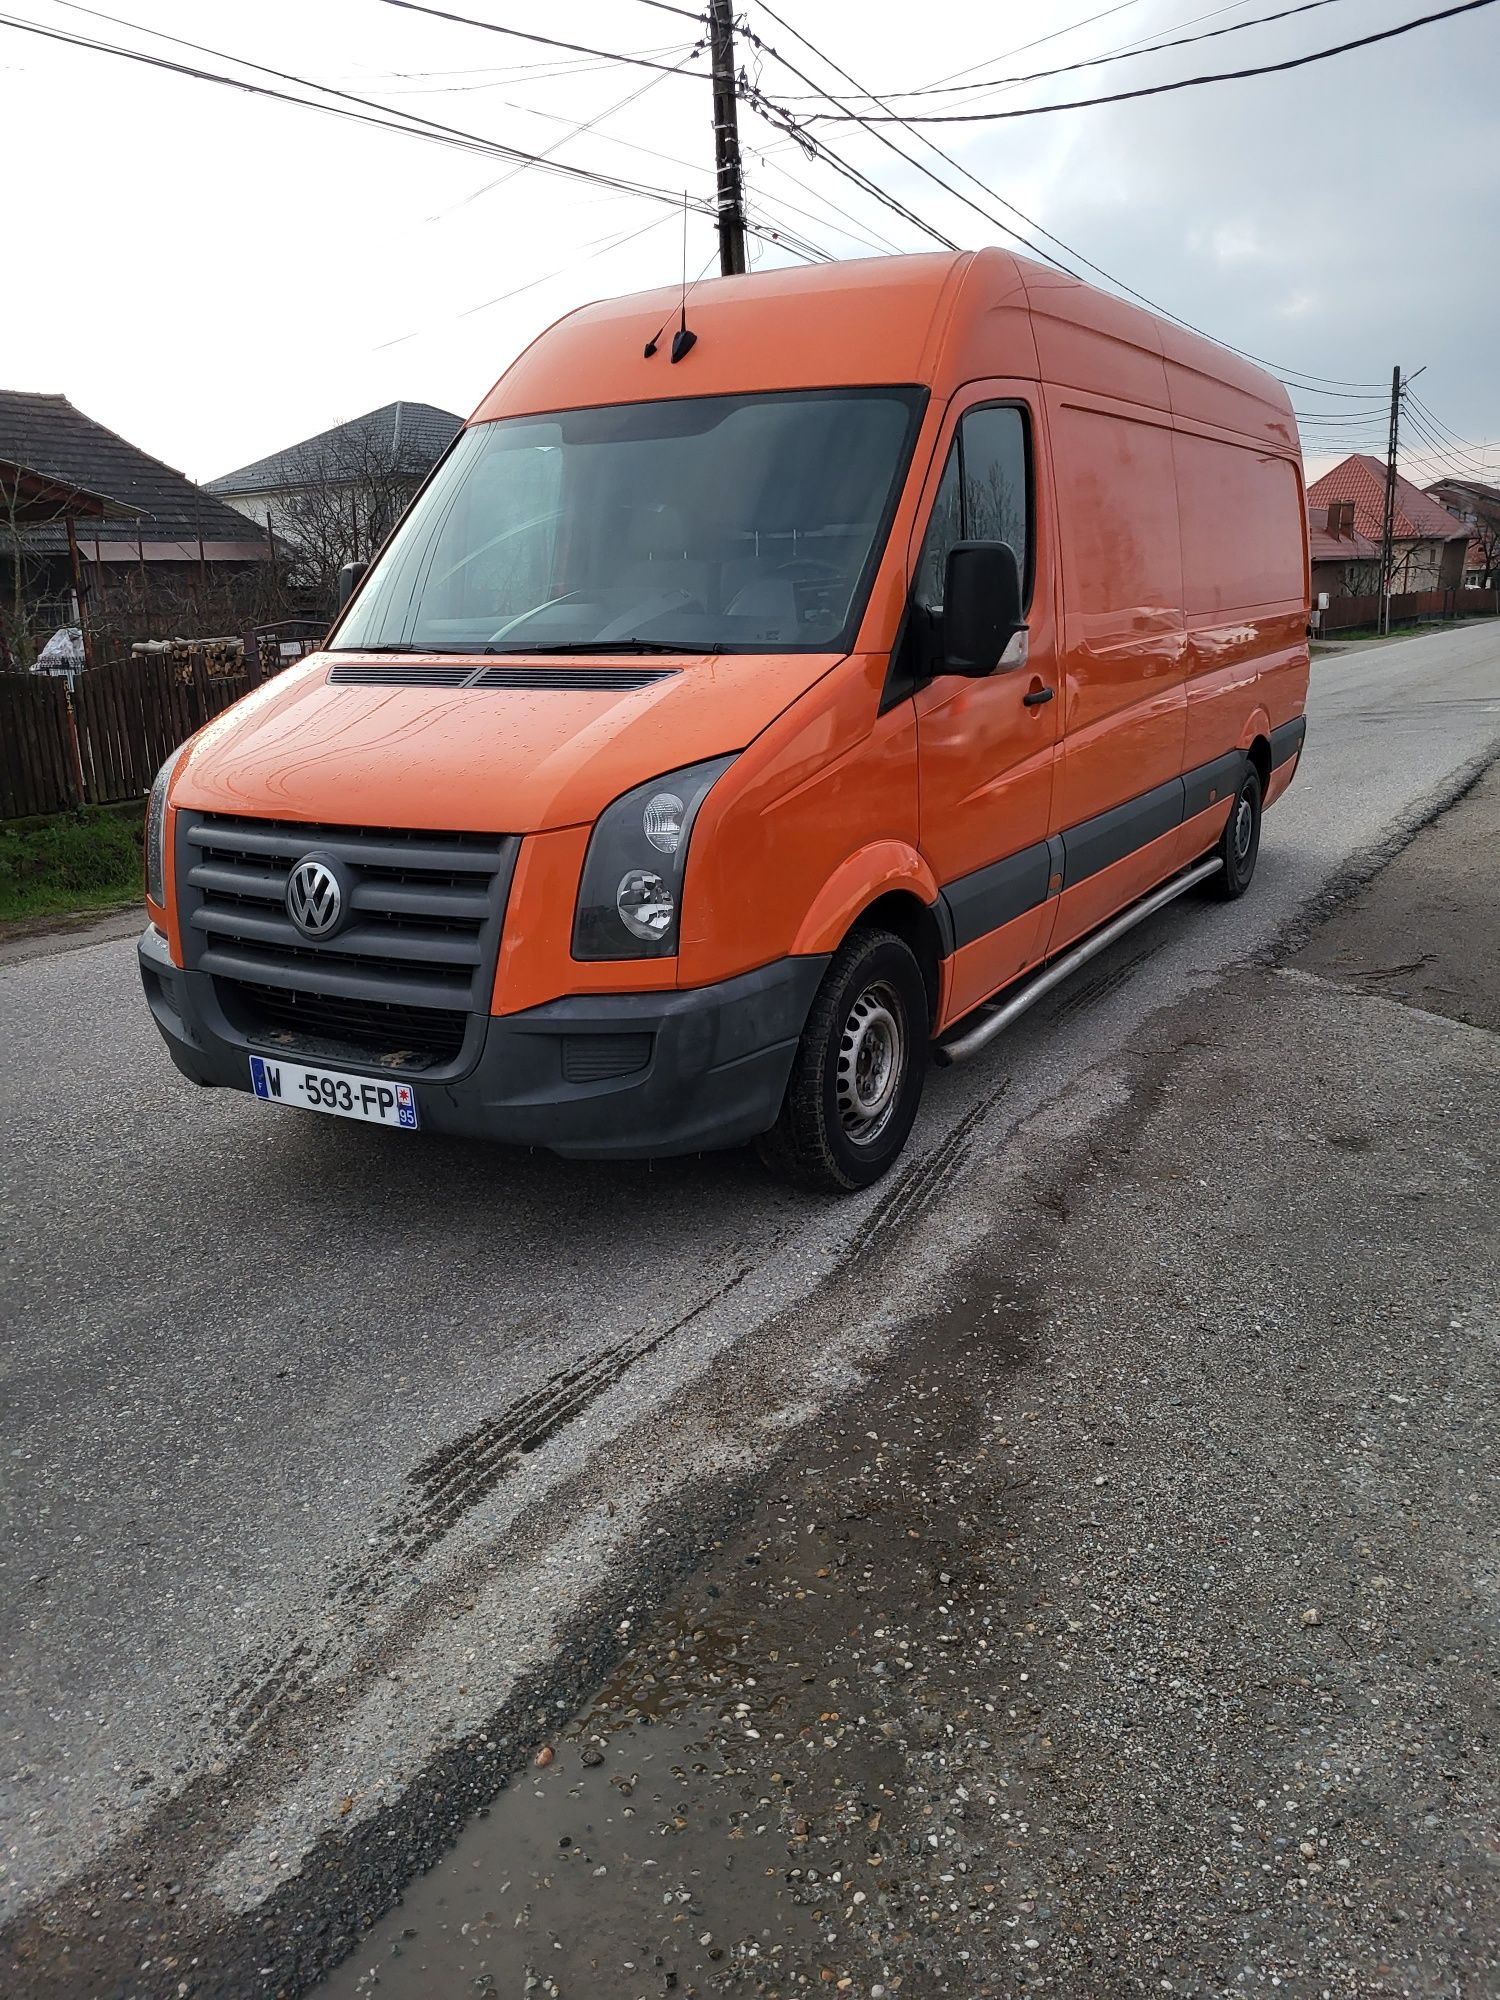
[178,814,516,1072]
[218,981,469,1066]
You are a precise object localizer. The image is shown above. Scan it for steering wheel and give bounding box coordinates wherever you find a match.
[487,590,592,646]
[765,558,844,581]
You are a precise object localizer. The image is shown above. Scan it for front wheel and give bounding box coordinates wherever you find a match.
[757,928,929,1192]
[1210,762,1262,899]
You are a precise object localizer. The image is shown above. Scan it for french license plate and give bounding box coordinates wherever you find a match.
[249,1054,419,1129]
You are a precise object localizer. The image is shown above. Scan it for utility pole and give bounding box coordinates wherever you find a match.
[1379,365,1401,636]
[708,0,747,276]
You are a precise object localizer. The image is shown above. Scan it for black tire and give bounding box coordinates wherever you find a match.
[1210,761,1262,900]
[757,927,929,1193]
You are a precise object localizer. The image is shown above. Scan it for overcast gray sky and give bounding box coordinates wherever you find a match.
[3,0,1496,489]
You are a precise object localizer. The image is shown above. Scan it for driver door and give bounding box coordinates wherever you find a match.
[911,388,1061,1029]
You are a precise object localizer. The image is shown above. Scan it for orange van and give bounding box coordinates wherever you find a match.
[139,250,1309,1190]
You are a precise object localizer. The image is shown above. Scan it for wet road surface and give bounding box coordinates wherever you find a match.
[3,623,1499,1994]
[322,763,1500,1999]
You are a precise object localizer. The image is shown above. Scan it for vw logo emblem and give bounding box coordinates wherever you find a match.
[286,855,344,939]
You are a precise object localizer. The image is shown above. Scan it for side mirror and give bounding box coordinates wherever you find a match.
[941,540,1025,676]
[336,559,368,611]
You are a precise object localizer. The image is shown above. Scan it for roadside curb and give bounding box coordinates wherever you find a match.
[1260,737,1500,963]
[0,904,141,967]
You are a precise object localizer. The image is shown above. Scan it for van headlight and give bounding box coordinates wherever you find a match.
[573,755,735,960]
[145,748,184,908]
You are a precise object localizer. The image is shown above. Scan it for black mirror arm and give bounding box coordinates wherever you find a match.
[336,560,369,613]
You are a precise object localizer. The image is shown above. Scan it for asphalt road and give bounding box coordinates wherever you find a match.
[322,761,1499,2000]
[3,622,1499,1994]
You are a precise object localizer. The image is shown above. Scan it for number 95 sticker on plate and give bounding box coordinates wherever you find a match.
[249,1055,419,1128]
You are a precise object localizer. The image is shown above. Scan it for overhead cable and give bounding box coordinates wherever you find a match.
[801,1,1498,122]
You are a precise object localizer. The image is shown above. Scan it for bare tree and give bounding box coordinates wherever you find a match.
[1454,496,1500,590]
[274,418,426,607]
[0,464,54,670]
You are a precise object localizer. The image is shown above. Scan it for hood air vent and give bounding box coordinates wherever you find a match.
[328,662,681,692]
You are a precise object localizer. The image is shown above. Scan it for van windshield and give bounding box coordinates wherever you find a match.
[330,387,924,657]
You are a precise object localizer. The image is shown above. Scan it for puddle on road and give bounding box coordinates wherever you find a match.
[315,1295,1042,1999]
[322,1694,829,1996]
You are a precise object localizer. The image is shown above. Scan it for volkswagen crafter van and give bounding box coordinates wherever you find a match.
[140,250,1310,1190]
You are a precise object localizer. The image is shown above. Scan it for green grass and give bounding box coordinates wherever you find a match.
[0,803,144,924]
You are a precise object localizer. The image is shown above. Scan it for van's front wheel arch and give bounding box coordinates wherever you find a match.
[757,927,929,1192]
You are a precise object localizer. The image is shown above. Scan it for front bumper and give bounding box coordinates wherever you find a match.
[138,925,826,1159]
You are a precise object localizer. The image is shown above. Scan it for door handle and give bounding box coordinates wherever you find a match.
[1022,684,1055,708]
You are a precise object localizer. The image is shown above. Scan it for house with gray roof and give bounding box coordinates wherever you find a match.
[1,389,274,661]
[1,390,272,565]
[207,402,461,593]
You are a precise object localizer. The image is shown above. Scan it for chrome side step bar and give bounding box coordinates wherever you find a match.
[934,855,1224,1066]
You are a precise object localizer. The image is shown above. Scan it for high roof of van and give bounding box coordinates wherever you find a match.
[473,249,1297,457]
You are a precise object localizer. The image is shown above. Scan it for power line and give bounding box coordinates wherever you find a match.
[1401,403,1495,476]
[1282,381,1401,398]
[750,149,905,255]
[738,14,970,252]
[919,0,1259,107]
[1291,406,1394,422]
[35,0,697,174]
[14,1,837,282]
[921,0,1153,90]
[742,202,835,262]
[628,0,707,19]
[776,0,1356,102]
[747,97,959,249]
[804,0,1498,122]
[375,49,686,93]
[747,1,1387,394]
[1405,391,1492,458]
[1302,436,1493,481]
[744,11,1051,260]
[429,46,699,216]
[739,53,962,252]
[0,10,760,238]
[375,208,678,348]
[370,0,706,76]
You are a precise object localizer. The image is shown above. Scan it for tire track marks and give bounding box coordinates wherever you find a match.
[214,1266,750,1747]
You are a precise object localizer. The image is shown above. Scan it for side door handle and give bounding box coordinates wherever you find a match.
[1022,684,1055,708]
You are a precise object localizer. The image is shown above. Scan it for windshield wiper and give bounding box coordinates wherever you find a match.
[330,642,429,654]
[485,638,722,656]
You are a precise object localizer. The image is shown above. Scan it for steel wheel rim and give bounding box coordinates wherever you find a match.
[836,979,904,1145]
[1233,794,1255,862]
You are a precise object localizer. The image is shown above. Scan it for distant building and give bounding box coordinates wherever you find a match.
[207,401,461,594]
[1305,455,1469,593]
[1307,498,1380,600]
[0,390,273,658]
[1423,476,1500,589]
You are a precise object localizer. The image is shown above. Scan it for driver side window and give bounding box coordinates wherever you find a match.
[913,404,1030,614]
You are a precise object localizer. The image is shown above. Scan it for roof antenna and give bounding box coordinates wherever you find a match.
[670,191,697,363]
[645,194,699,362]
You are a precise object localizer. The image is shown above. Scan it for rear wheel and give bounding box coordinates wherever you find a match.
[1210,762,1262,899]
[757,928,928,1192]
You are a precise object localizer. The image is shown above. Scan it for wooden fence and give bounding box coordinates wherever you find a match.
[0,654,274,820]
[0,673,83,821]
[1320,588,1499,634]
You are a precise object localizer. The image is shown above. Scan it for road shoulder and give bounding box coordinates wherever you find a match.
[320,765,1500,1998]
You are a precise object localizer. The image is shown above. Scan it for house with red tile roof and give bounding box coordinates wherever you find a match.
[1307,498,1380,598]
[1305,455,1469,592]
